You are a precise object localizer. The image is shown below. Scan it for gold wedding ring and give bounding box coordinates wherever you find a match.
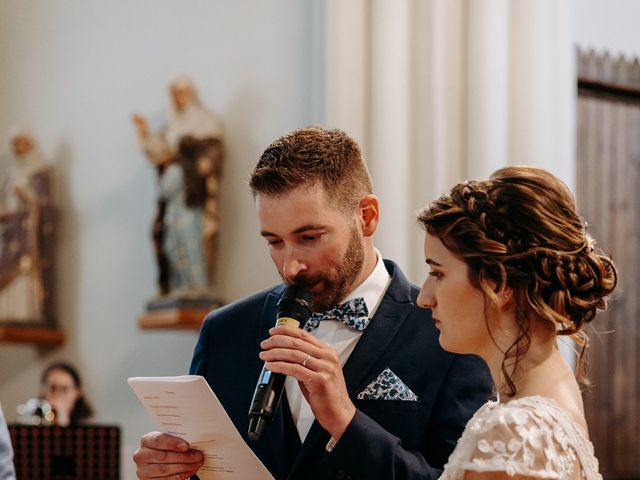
[302,354,311,368]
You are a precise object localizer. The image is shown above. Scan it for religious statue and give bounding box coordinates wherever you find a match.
[132,76,224,308]
[0,129,56,325]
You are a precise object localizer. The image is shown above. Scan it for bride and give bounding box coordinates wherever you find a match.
[416,166,617,480]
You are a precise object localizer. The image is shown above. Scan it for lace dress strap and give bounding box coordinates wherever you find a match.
[539,399,601,480]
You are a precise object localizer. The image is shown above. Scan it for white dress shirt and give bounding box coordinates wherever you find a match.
[285,250,391,441]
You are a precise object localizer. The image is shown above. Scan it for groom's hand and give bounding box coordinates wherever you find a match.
[259,326,356,441]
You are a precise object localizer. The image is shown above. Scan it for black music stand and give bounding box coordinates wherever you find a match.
[8,424,120,480]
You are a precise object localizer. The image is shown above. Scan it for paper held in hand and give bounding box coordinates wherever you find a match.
[128,375,274,480]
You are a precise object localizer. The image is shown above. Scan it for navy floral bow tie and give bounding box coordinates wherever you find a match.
[304,297,370,332]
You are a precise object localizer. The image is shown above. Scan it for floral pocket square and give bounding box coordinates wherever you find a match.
[357,367,418,401]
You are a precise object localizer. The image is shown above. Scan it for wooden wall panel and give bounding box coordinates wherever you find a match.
[577,48,640,479]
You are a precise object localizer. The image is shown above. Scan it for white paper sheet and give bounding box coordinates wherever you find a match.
[128,375,274,480]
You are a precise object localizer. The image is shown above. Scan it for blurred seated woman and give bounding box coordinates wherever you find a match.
[41,362,93,427]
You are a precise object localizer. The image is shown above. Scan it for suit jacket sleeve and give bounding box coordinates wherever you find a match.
[317,354,492,480]
[189,310,211,378]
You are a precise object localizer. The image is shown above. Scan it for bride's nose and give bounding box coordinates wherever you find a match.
[417,279,435,309]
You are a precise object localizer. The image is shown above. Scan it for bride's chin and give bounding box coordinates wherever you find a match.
[438,337,467,356]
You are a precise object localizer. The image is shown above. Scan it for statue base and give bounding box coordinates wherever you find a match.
[139,292,223,330]
[0,324,65,345]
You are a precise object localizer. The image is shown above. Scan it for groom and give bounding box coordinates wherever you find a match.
[133,126,492,480]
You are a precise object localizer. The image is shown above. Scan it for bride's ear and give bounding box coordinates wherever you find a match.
[497,288,513,308]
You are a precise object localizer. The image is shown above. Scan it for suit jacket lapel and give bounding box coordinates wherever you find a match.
[343,260,414,396]
[288,260,414,476]
[342,286,412,396]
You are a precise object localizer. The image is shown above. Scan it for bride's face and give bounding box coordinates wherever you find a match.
[417,233,494,356]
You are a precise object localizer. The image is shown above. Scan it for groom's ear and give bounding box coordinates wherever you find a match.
[359,194,379,237]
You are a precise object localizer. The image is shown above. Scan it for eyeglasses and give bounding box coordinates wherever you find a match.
[45,384,76,395]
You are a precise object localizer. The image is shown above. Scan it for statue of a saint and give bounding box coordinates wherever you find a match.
[0,129,56,325]
[132,76,224,305]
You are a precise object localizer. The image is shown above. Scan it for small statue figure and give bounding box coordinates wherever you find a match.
[0,128,55,324]
[132,76,224,303]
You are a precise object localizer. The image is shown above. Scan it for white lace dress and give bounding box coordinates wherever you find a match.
[439,396,601,479]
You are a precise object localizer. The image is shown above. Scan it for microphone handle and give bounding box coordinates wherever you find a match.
[248,284,312,441]
[247,315,305,441]
[247,366,286,441]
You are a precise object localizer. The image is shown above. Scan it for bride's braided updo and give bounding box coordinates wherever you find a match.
[418,166,617,395]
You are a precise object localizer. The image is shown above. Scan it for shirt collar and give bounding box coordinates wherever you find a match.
[341,249,391,319]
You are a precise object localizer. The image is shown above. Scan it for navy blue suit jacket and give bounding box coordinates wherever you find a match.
[190,260,492,479]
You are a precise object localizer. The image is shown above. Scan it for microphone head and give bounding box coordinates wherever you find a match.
[277,284,312,325]
[279,284,312,306]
